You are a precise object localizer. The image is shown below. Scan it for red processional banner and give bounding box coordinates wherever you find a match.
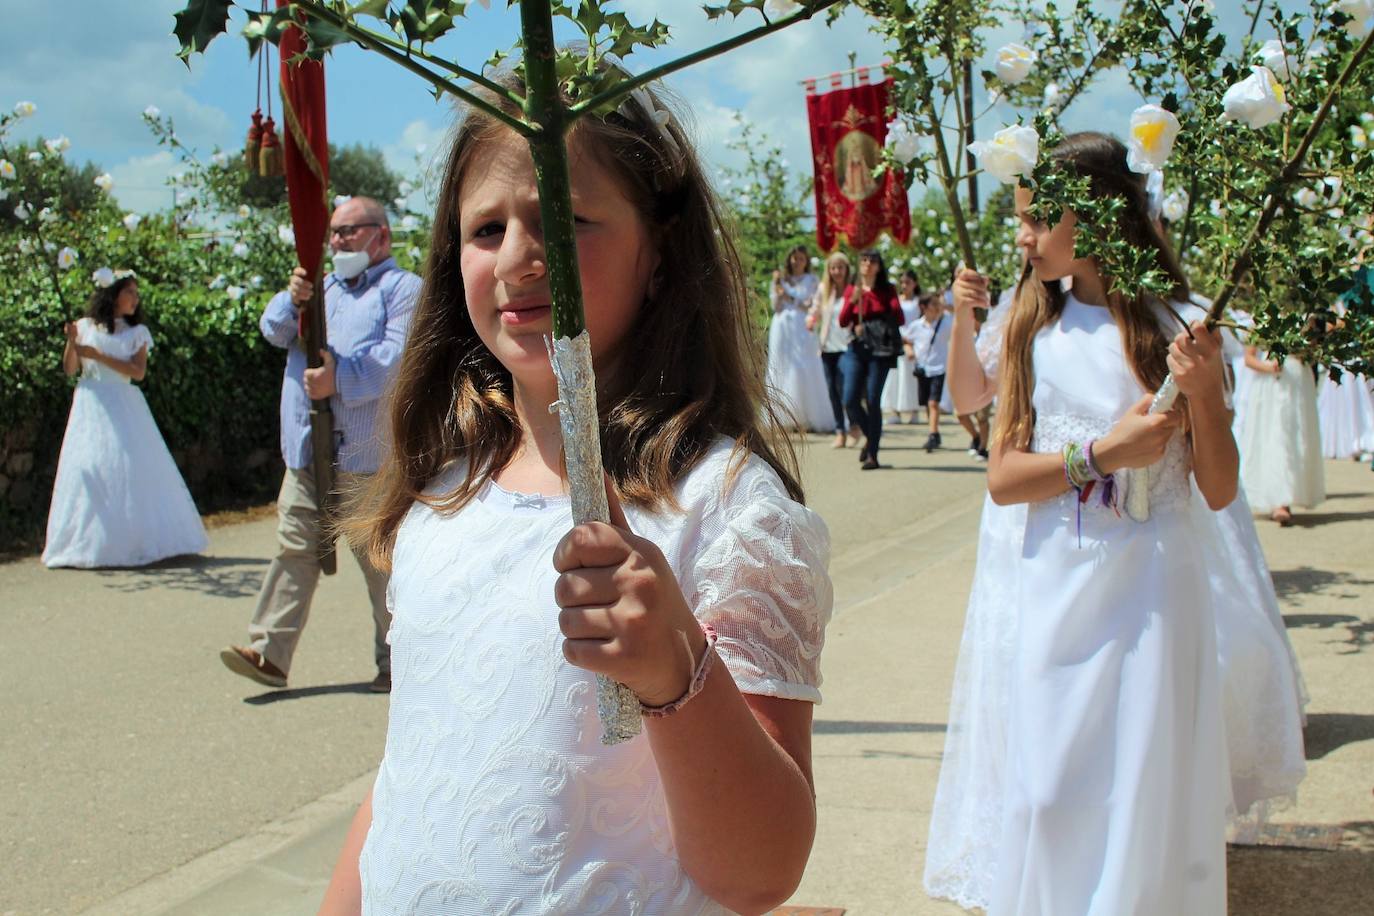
[277,0,330,281]
[806,78,911,252]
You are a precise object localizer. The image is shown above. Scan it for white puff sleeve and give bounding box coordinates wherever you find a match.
[975,293,1013,383]
[129,324,154,355]
[681,460,833,703]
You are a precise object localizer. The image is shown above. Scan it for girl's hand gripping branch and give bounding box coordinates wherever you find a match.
[1092,393,1181,475]
[553,477,706,708]
[951,266,990,317]
[1168,320,1239,509]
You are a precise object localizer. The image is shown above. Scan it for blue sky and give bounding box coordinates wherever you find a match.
[1,1,1277,214]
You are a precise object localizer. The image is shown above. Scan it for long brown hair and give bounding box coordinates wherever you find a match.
[994,132,1190,450]
[345,68,803,570]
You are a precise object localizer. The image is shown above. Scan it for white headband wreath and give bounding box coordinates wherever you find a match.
[92,267,137,289]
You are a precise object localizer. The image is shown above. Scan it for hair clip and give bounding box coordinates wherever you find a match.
[618,84,681,160]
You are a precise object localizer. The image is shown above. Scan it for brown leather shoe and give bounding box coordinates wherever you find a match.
[370,671,391,694]
[220,646,287,688]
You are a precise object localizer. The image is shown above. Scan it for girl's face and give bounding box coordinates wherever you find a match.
[900,275,918,298]
[457,132,659,390]
[788,249,809,274]
[1013,186,1084,284]
[115,282,139,317]
[858,256,880,285]
[827,260,849,286]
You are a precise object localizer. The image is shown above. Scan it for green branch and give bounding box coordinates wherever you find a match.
[569,0,845,119]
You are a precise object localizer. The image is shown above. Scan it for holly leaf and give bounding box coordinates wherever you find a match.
[173,0,234,63]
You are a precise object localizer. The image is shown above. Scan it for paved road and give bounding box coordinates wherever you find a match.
[3,420,1371,914]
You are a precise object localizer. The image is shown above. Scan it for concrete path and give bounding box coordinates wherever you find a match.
[2,420,1371,915]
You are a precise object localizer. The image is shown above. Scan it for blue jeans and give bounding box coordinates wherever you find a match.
[841,344,893,460]
[820,351,847,432]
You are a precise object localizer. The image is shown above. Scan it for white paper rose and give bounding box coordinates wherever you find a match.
[1126,104,1181,173]
[44,136,71,154]
[1220,66,1290,129]
[1256,40,1293,80]
[13,202,29,220]
[1294,186,1321,208]
[17,238,33,254]
[94,172,114,192]
[208,274,227,290]
[92,267,115,288]
[27,151,42,162]
[232,241,250,258]
[0,159,13,180]
[57,246,78,270]
[38,207,57,224]
[14,101,36,117]
[144,104,161,119]
[1042,82,1063,110]
[123,213,141,231]
[995,43,1036,84]
[250,275,264,288]
[1162,190,1189,222]
[277,224,296,246]
[888,121,920,162]
[237,204,252,219]
[1352,126,1369,148]
[226,285,246,301]
[968,124,1040,184]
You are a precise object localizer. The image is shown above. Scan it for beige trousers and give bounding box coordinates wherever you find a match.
[247,467,389,676]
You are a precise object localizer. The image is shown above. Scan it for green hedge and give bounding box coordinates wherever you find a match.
[1,215,293,551]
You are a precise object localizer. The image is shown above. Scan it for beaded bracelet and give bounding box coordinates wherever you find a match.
[640,623,719,719]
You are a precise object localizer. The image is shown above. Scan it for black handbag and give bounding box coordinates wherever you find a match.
[857,303,903,359]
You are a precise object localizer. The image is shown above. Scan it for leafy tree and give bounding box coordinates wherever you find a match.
[0,140,108,224]
[330,142,403,205]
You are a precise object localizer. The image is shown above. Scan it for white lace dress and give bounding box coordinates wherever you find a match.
[1239,356,1326,511]
[42,318,208,568]
[989,295,1230,915]
[766,273,835,432]
[883,295,923,414]
[1316,368,1374,458]
[358,439,832,914]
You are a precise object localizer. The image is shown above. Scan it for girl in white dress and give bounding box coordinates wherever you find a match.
[884,269,923,422]
[322,73,832,916]
[1239,348,1325,525]
[930,262,1307,910]
[42,274,208,568]
[1316,368,1374,459]
[974,133,1236,915]
[766,246,834,433]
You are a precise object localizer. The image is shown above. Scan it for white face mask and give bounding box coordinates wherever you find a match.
[332,248,371,280]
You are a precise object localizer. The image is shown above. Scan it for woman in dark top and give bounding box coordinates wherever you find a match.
[839,249,905,469]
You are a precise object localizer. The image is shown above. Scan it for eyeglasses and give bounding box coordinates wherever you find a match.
[329,223,381,240]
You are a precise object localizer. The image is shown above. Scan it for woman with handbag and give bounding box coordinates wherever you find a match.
[839,249,905,469]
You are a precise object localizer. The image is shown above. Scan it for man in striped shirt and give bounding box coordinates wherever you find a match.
[221,196,420,694]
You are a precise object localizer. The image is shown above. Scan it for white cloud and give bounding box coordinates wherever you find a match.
[109,150,179,215]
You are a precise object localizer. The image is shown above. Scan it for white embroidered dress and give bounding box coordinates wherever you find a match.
[42,318,207,568]
[766,273,834,432]
[359,439,832,914]
[988,294,1229,915]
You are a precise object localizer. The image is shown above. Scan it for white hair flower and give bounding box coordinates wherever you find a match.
[1162,190,1189,222]
[1256,40,1294,81]
[995,43,1036,84]
[14,101,36,117]
[1126,104,1181,173]
[0,159,13,180]
[968,124,1040,184]
[92,267,115,288]
[123,213,141,231]
[94,172,114,192]
[1220,66,1289,129]
[57,246,78,269]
